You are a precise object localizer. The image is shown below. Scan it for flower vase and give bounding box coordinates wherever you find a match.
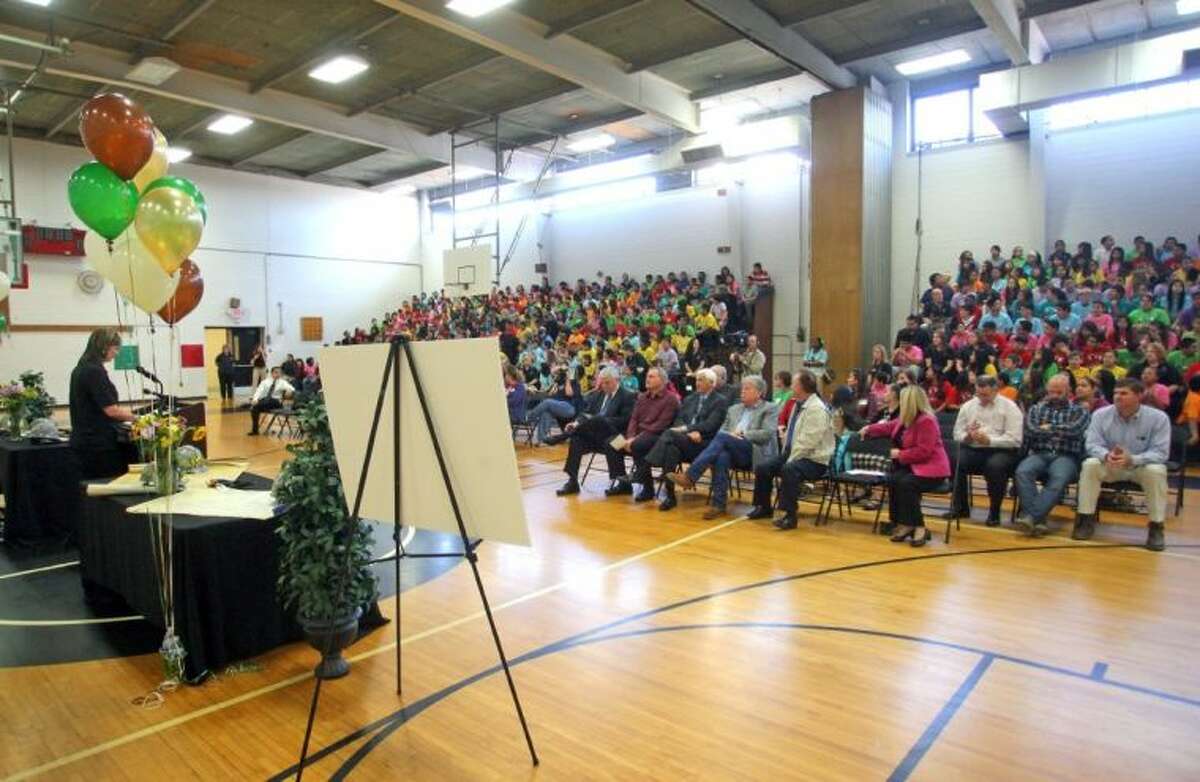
[153,449,183,496]
[6,412,22,439]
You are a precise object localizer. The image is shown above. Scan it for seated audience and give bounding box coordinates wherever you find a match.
[860,386,951,546]
[248,366,294,436]
[947,375,1024,525]
[554,368,637,496]
[748,370,835,530]
[671,377,778,520]
[1013,374,1091,537]
[1075,378,1171,550]
[646,369,729,511]
[504,365,527,425]
[731,335,767,379]
[526,365,583,445]
[611,368,681,501]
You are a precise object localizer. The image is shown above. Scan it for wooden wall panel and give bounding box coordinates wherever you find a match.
[810,88,865,383]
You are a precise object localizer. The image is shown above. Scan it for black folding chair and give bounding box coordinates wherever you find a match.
[817,434,890,530]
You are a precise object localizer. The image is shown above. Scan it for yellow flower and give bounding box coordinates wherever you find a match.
[192,426,206,442]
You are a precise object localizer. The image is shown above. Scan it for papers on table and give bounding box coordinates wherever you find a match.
[128,484,278,520]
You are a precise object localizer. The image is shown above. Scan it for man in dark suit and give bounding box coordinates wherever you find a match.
[644,368,728,511]
[555,366,637,496]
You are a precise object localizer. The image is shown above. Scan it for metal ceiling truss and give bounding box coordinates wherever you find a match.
[344,54,504,117]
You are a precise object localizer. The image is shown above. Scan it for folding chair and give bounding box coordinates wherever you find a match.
[1097,423,1190,518]
[817,434,890,530]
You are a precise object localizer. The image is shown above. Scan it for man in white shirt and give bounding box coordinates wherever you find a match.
[946,375,1024,525]
[248,366,294,436]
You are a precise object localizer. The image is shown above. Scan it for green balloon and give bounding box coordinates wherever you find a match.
[0,314,6,332]
[145,176,208,224]
[67,162,139,240]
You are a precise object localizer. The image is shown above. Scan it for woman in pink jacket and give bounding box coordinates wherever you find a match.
[860,386,950,546]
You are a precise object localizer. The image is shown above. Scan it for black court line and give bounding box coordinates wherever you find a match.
[269,542,1200,781]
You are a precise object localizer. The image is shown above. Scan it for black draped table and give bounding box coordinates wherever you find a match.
[77,474,304,682]
[0,437,81,542]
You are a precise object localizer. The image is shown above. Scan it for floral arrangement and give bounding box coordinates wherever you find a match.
[131,411,206,494]
[1,372,57,438]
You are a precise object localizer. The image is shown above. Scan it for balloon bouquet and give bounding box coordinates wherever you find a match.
[67,93,209,686]
[68,93,206,325]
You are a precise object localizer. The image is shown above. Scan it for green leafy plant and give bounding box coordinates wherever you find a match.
[18,371,55,420]
[273,397,377,621]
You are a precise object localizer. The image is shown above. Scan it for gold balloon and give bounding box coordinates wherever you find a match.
[134,186,203,275]
[131,127,169,194]
[84,229,179,315]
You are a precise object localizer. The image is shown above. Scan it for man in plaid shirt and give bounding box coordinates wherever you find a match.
[1014,374,1091,536]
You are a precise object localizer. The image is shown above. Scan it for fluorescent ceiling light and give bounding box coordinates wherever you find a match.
[207,114,253,135]
[1178,0,1200,15]
[567,133,616,152]
[446,0,515,17]
[126,56,180,86]
[308,55,370,84]
[166,147,192,163]
[895,49,971,76]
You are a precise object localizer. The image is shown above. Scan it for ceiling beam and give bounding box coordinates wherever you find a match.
[0,31,543,178]
[230,129,311,167]
[129,0,216,62]
[834,20,986,64]
[415,87,570,137]
[249,9,402,93]
[372,0,701,134]
[683,0,856,90]
[968,0,1031,65]
[304,146,386,178]
[774,0,875,27]
[345,54,504,117]
[543,0,652,38]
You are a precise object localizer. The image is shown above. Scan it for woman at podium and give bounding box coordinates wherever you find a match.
[69,328,137,479]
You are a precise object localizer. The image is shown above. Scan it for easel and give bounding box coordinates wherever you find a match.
[294,336,538,779]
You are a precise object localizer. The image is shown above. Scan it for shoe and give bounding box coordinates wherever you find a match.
[910,527,932,547]
[658,495,677,512]
[605,481,633,497]
[1070,513,1096,541]
[1014,515,1035,535]
[1032,521,1048,538]
[542,433,568,446]
[702,505,727,520]
[556,480,580,496]
[247,431,259,436]
[878,521,896,536]
[890,525,915,542]
[671,471,695,490]
[746,506,773,520]
[634,488,656,503]
[772,514,798,530]
[985,514,1000,527]
[1146,522,1165,552]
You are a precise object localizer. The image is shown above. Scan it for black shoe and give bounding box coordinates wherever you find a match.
[1146,522,1165,551]
[746,506,773,520]
[556,480,580,496]
[772,514,798,530]
[1071,513,1096,541]
[634,488,656,503]
[985,514,1000,527]
[605,480,633,497]
[247,431,259,436]
[910,527,932,547]
[878,521,896,536]
[658,495,677,512]
[543,433,569,446]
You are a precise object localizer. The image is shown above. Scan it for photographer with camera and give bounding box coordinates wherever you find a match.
[525,362,583,446]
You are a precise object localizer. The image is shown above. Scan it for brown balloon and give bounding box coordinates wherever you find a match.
[157,259,204,325]
[79,93,156,181]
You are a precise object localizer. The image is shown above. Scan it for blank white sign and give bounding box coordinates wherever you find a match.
[319,338,531,547]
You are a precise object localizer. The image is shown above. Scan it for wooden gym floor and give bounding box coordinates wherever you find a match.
[2,399,1199,780]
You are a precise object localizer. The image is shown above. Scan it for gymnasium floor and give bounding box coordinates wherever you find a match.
[2,400,1199,781]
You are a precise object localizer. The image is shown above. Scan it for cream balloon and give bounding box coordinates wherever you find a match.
[134,185,203,275]
[85,229,179,314]
[0,271,9,302]
[131,127,169,194]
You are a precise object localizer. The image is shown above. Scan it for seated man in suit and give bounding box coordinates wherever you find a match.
[555,367,637,496]
[671,376,778,519]
[748,369,835,530]
[643,368,728,511]
[610,368,680,501]
[248,366,294,436]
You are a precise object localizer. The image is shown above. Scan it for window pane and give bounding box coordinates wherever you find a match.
[913,89,970,146]
[971,89,1001,139]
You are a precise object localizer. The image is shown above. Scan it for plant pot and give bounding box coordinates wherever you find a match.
[301,607,362,679]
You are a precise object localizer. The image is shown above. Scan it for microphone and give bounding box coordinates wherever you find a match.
[136,366,162,384]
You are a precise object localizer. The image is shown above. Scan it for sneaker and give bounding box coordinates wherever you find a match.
[1146,522,1165,552]
[1070,513,1096,541]
[702,505,727,520]
[1014,515,1035,534]
[1031,520,1048,538]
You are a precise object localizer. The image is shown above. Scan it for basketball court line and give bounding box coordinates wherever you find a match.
[0,561,79,580]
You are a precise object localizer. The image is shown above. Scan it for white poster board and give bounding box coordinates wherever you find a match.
[319,338,530,547]
[442,245,492,298]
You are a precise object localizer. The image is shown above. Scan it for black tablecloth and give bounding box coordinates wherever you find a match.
[77,474,305,681]
[0,438,81,542]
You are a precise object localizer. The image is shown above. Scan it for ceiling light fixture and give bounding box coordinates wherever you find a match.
[207,114,253,135]
[895,48,971,76]
[166,147,192,163]
[1178,0,1200,15]
[126,56,181,86]
[567,133,616,152]
[308,55,370,84]
[446,0,516,18]
[18,0,52,6]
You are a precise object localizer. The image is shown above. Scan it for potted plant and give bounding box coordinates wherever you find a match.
[273,397,377,679]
